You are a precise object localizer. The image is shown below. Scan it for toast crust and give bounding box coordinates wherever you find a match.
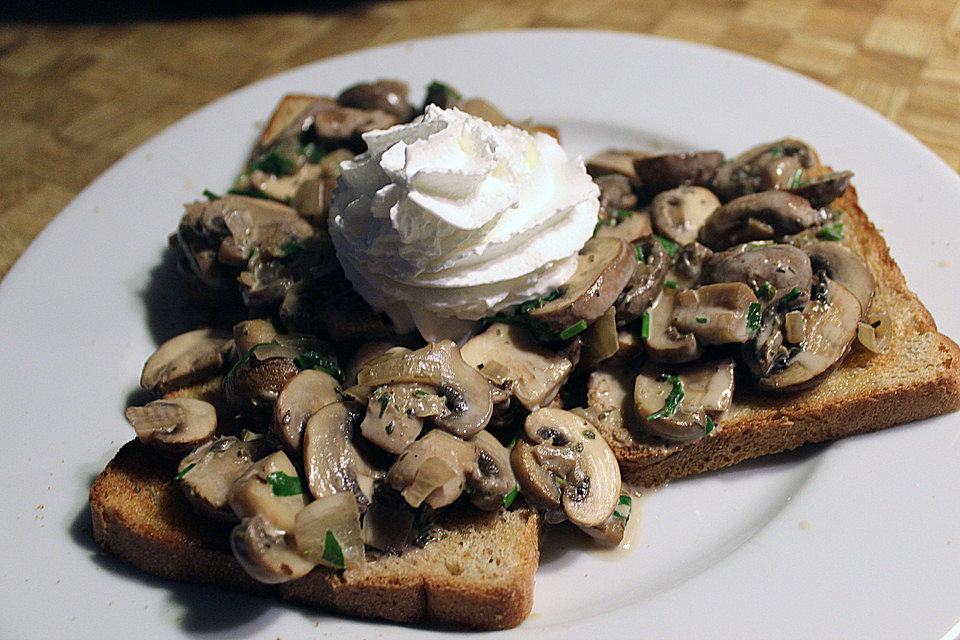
[90,440,540,630]
[601,186,960,486]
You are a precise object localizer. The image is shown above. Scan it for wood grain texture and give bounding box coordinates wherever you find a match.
[2,0,959,280]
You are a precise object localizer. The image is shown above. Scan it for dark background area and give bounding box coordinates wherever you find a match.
[1,0,367,23]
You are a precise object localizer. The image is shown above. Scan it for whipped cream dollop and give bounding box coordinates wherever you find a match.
[328,105,600,342]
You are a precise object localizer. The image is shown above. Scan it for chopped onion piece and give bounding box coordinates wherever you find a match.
[401,456,459,508]
[784,310,806,344]
[857,313,892,353]
[294,492,365,570]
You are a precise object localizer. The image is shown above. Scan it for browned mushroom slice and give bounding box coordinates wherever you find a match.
[634,150,724,193]
[357,341,493,438]
[359,383,444,454]
[271,369,343,454]
[594,208,653,244]
[461,323,574,411]
[336,79,415,122]
[703,242,813,304]
[712,138,816,202]
[634,358,735,443]
[302,401,381,507]
[217,195,315,265]
[786,170,854,208]
[228,451,309,532]
[269,96,399,152]
[673,283,760,344]
[140,328,234,395]
[387,429,477,509]
[177,436,262,520]
[233,319,280,355]
[527,237,638,334]
[615,235,669,326]
[650,185,721,246]
[586,149,649,183]
[595,174,639,212]
[673,241,714,285]
[747,278,862,391]
[458,97,511,126]
[805,241,875,319]
[125,398,217,457]
[231,513,315,584]
[516,408,621,528]
[644,286,702,363]
[699,190,824,250]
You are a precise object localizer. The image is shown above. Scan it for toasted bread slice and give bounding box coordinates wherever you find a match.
[596,185,960,486]
[89,440,540,630]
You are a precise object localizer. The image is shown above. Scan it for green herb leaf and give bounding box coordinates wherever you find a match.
[281,240,303,258]
[321,530,345,568]
[818,222,844,241]
[424,80,462,108]
[747,302,762,331]
[640,311,651,340]
[503,485,519,509]
[755,281,772,299]
[664,280,679,289]
[559,320,588,340]
[202,189,222,201]
[695,317,707,324]
[704,415,716,435]
[779,287,801,309]
[788,167,805,189]
[612,494,632,520]
[654,234,680,256]
[174,463,196,480]
[294,351,344,381]
[226,187,269,199]
[413,390,429,397]
[647,374,684,421]
[519,290,561,315]
[228,341,279,379]
[250,149,294,176]
[266,471,303,497]
[300,141,330,164]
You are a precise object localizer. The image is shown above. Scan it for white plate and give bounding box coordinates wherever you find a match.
[2,29,959,640]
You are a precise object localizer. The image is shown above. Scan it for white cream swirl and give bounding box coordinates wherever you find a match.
[328,105,599,342]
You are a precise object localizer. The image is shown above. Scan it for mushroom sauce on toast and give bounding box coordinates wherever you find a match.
[91,79,960,629]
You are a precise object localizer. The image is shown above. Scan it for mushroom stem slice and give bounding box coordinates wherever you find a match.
[644,286,702,363]
[673,283,760,344]
[125,398,217,457]
[357,341,493,438]
[231,514,315,584]
[140,328,234,395]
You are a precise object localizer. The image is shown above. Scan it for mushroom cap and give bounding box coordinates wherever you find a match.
[140,328,233,395]
[125,397,217,457]
[522,408,621,528]
[673,283,759,344]
[712,138,816,202]
[359,383,441,454]
[634,359,735,443]
[787,170,854,208]
[804,241,875,319]
[586,148,648,183]
[177,436,260,521]
[467,430,517,511]
[699,190,823,250]
[302,401,380,506]
[231,514,315,584]
[337,79,415,122]
[271,369,342,455]
[615,235,669,326]
[357,340,493,438]
[461,323,574,411]
[634,150,724,193]
[650,185,721,246]
[526,236,638,333]
[703,242,813,301]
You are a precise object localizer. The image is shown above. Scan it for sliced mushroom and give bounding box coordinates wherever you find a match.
[140,328,234,395]
[357,341,493,438]
[673,241,714,286]
[634,358,735,442]
[712,138,816,202]
[214,195,315,266]
[345,341,407,387]
[461,323,574,411]
[651,185,720,246]
[231,513,315,584]
[703,242,813,303]
[293,491,366,569]
[228,451,309,532]
[586,149,648,183]
[125,398,217,457]
[579,485,633,546]
[594,207,653,243]
[387,429,477,509]
[527,237,638,333]
[699,190,825,250]
[510,438,565,523]
[468,430,518,511]
[786,170,853,208]
[804,241,875,319]
[245,163,323,205]
[595,173,639,213]
[746,277,862,391]
[233,319,280,356]
[271,369,342,454]
[177,436,262,521]
[359,383,444,454]
[517,408,621,528]
[644,286,702,363]
[302,401,381,508]
[579,307,620,369]
[634,150,724,193]
[615,235,669,326]
[673,283,759,344]
[336,79,415,122]
[269,96,398,153]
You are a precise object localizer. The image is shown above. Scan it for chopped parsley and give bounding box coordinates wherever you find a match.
[704,415,716,435]
[755,281,773,299]
[202,189,222,201]
[647,374,684,421]
[695,317,708,324]
[503,485,519,509]
[250,149,294,176]
[174,463,196,480]
[654,234,680,256]
[424,80,462,108]
[266,471,303,497]
[779,287,801,309]
[321,530,345,568]
[226,187,269,199]
[612,494,632,520]
[300,141,330,164]
[818,222,844,241]
[413,389,430,397]
[747,302,762,331]
[294,350,344,381]
[281,240,303,258]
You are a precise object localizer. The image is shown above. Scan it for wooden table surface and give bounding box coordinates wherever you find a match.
[2,0,959,281]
